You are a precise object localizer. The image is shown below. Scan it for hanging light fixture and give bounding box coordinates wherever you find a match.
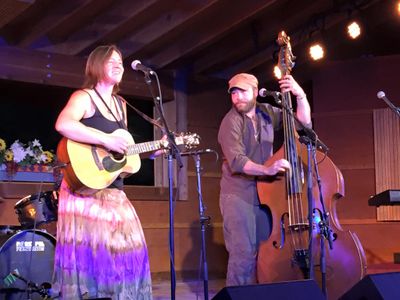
[309,43,325,61]
[347,21,361,39]
[305,14,326,61]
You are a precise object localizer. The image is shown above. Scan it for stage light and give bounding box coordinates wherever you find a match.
[398,1,400,15]
[309,43,324,61]
[347,21,361,39]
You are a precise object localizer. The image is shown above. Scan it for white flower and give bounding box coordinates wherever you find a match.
[25,148,35,157]
[32,139,41,148]
[10,140,27,163]
[39,153,47,163]
[1,138,55,167]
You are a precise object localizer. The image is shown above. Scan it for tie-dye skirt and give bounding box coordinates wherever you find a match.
[52,181,152,299]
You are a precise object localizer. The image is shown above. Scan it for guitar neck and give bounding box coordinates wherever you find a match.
[127,140,163,155]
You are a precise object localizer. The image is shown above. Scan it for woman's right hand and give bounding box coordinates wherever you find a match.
[102,133,128,154]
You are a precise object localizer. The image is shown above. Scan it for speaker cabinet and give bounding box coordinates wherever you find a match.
[339,272,400,300]
[212,280,325,300]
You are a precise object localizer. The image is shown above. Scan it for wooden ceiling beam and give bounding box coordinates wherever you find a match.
[192,0,325,75]
[37,0,159,55]
[0,0,34,29]
[45,0,113,40]
[0,46,174,100]
[214,0,383,79]
[118,0,219,63]
[17,0,95,48]
[147,0,277,68]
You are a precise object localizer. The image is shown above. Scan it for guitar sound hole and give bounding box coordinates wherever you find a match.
[110,151,124,161]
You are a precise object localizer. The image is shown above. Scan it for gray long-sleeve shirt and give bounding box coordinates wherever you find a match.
[218,103,282,205]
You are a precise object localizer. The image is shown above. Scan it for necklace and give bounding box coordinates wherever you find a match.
[251,115,260,141]
[93,88,126,129]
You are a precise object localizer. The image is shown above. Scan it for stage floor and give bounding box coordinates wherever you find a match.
[151,263,400,300]
[152,278,225,300]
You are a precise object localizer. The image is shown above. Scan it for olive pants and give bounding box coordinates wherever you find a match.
[219,193,271,286]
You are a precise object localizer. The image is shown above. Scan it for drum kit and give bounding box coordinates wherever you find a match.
[0,190,58,300]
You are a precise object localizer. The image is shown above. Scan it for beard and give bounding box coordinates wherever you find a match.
[234,97,256,113]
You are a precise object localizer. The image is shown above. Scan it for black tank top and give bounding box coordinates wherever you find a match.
[81,90,125,189]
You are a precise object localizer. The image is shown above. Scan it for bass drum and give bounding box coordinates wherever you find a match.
[0,230,55,300]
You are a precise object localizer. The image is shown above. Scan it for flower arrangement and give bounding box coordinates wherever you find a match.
[0,138,56,174]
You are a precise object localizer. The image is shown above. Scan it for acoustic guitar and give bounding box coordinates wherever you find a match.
[57,128,200,194]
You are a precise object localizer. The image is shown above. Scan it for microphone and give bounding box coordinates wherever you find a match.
[131,60,154,75]
[377,90,400,117]
[259,88,281,98]
[377,91,387,100]
[300,127,329,153]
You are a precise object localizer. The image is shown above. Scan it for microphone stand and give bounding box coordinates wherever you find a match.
[276,95,333,297]
[299,135,334,298]
[141,70,182,300]
[313,149,335,298]
[298,135,315,281]
[180,149,218,300]
[8,271,51,299]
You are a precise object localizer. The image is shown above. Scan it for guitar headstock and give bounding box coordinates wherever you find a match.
[277,31,296,76]
[175,132,200,149]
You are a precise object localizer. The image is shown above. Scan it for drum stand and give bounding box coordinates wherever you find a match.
[5,271,51,299]
[6,178,56,299]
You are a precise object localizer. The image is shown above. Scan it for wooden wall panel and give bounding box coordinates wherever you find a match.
[313,55,400,114]
[373,108,400,192]
[312,55,400,266]
[338,169,376,220]
[312,111,374,169]
[313,112,376,220]
[0,198,19,225]
[187,77,228,175]
[346,224,400,264]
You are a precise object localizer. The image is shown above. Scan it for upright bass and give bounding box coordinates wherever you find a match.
[256,31,366,300]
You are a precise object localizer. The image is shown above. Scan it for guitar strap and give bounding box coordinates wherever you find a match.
[90,88,163,131]
[93,88,127,130]
[117,95,164,130]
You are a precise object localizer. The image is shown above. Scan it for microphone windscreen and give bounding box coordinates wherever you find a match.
[377,91,385,99]
[258,88,267,97]
[131,60,141,70]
